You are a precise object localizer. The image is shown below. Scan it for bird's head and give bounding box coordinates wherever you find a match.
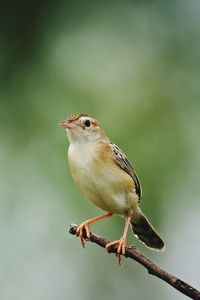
[59,114,106,144]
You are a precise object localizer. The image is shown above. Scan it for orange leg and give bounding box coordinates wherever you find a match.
[105,215,131,264]
[76,212,113,248]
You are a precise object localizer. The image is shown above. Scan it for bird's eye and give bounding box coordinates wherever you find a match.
[84,119,91,127]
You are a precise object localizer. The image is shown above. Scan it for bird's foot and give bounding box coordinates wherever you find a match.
[105,237,126,264]
[76,221,91,248]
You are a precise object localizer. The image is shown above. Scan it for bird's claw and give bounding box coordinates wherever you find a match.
[76,222,91,248]
[105,237,126,265]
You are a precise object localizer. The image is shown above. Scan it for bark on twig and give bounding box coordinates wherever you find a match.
[69,224,200,300]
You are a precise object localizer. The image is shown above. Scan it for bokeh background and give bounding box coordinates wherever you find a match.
[1,1,200,299]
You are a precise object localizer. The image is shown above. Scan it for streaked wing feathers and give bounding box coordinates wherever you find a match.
[111,143,142,201]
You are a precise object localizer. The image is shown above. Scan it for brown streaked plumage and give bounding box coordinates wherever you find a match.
[111,142,142,201]
[67,113,90,122]
[60,114,165,263]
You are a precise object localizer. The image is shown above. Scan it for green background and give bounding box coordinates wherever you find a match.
[1,1,200,299]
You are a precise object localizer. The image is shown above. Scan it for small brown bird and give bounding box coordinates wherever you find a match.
[60,113,164,262]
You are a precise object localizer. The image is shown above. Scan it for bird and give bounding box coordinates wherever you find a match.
[60,113,164,263]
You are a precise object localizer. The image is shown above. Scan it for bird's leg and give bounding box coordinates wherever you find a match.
[76,212,113,248]
[105,215,131,264]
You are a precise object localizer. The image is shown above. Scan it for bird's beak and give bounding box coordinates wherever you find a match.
[59,120,75,129]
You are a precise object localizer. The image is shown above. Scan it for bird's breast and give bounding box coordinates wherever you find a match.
[68,142,138,214]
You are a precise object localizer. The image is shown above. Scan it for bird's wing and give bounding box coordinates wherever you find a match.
[110,143,142,201]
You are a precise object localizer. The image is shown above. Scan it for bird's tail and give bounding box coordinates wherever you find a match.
[131,209,165,250]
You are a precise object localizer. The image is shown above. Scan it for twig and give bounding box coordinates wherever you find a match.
[69,224,200,300]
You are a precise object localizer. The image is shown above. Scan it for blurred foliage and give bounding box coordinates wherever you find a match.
[1,1,200,300]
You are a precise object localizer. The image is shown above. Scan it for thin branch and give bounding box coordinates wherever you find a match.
[69,224,200,300]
